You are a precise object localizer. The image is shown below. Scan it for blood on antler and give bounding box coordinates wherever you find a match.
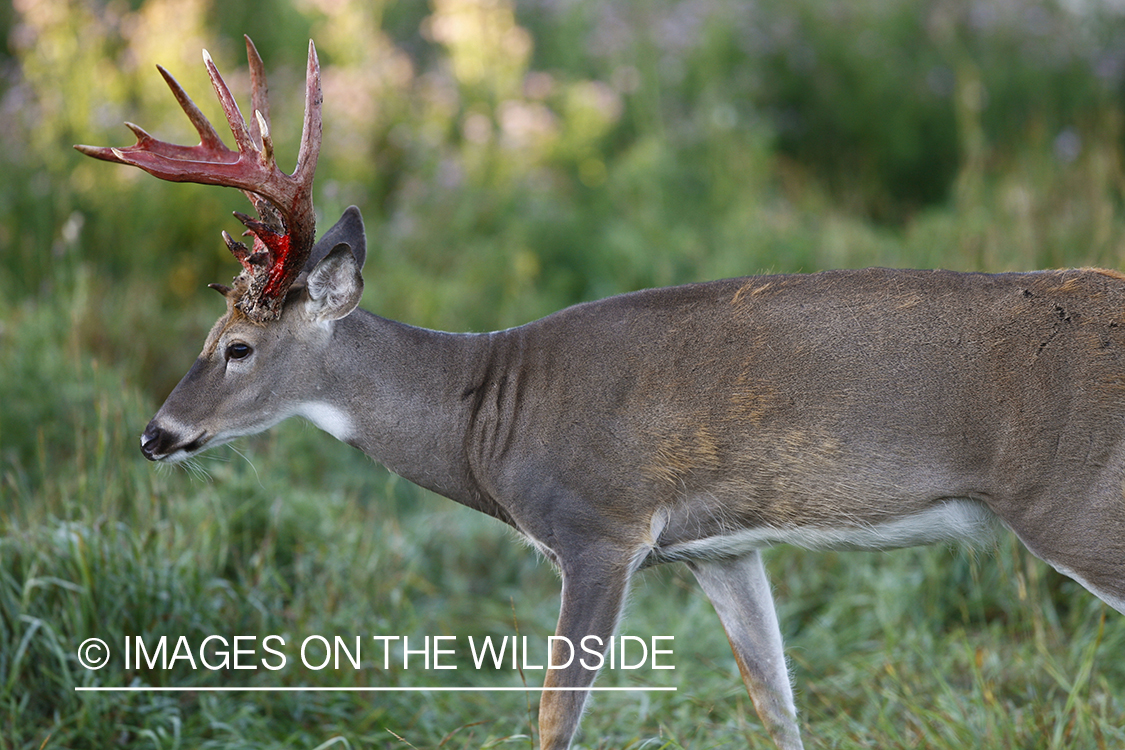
[76,36,322,321]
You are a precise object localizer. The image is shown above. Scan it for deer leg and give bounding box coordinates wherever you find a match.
[689,552,804,750]
[538,554,633,750]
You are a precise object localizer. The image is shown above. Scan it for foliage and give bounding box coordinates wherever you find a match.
[3,0,1125,748]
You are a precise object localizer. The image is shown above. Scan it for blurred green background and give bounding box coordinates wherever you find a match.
[3,0,1125,748]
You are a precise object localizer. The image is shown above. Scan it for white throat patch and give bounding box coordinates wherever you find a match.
[296,401,354,442]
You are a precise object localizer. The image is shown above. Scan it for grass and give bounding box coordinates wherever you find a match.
[5,0,1125,747]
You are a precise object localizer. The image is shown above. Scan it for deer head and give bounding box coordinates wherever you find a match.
[75,37,375,461]
[75,36,323,322]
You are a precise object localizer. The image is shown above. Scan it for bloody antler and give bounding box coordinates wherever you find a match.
[75,36,322,321]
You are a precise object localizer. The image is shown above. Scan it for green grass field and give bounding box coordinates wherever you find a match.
[4,0,1125,747]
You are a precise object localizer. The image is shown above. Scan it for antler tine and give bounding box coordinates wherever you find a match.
[202,49,257,159]
[244,36,270,154]
[74,37,324,322]
[294,40,322,186]
[158,64,231,155]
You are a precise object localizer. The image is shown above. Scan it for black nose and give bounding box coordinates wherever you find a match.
[140,422,171,461]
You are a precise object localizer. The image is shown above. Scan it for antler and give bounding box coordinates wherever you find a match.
[75,36,322,321]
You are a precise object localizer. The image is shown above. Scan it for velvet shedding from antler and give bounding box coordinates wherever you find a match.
[75,36,322,322]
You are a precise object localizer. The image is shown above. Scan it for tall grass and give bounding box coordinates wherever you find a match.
[4,0,1125,748]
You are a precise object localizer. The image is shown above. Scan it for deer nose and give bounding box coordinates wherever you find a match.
[140,422,171,461]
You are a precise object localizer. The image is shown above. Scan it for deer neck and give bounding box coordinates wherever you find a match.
[315,308,492,510]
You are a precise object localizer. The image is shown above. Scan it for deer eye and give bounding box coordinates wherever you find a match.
[225,342,253,361]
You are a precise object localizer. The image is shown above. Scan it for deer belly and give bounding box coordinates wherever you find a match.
[651,498,1000,562]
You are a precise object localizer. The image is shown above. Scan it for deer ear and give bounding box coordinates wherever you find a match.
[304,243,363,322]
[305,205,366,273]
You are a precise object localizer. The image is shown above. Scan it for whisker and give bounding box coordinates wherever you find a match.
[182,456,214,483]
[228,444,265,489]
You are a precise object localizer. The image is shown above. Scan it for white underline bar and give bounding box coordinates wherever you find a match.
[75,686,676,692]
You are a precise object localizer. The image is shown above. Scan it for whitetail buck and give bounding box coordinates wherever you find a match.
[78,38,1125,750]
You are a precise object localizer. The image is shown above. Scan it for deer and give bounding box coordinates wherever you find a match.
[76,37,1125,750]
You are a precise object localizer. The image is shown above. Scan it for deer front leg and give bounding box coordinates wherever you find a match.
[689,552,803,750]
[538,554,632,750]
